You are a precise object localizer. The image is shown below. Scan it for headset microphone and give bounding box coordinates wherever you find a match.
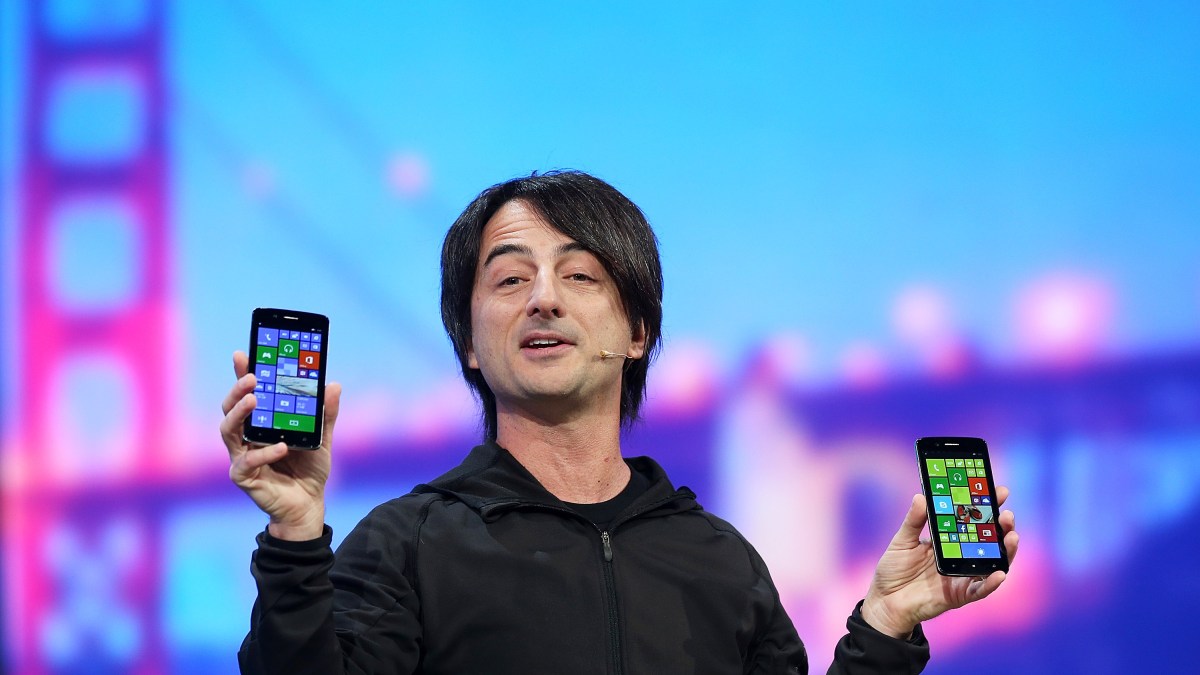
[599,350,631,360]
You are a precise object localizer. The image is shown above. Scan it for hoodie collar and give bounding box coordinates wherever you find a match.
[414,440,697,522]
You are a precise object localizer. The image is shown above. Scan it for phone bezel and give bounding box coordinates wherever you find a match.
[242,307,329,449]
[915,437,1009,577]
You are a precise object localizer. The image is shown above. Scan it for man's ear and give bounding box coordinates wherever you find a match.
[627,320,648,360]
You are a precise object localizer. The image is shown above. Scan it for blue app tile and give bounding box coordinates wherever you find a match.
[948,533,959,542]
[300,341,310,351]
[274,394,296,413]
[295,396,317,415]
[963,542,1001,558]
[255,392,275,411]
[258,327,278,345]
[301,332,311,342]
[972,496,982,505]
[298,369,308,377]
[278,357,298,377]
[981,496,991,505]
[311,333,321,343]
[958,524,968,533]
[289,331,301,340]
[932,496,953,515]
[256,364,276,383]
[250,409,273,428]
[308,370,319,378]
[265,383,274,392]
[255,382,264,392]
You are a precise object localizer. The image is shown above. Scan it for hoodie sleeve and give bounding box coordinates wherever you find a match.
[238,497,430,675]
[827,600,930,675]
[743,541,811,673]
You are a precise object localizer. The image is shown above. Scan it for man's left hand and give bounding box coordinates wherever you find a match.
[860,487,1019,639]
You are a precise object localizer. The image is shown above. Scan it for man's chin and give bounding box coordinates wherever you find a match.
[499,382,595,411]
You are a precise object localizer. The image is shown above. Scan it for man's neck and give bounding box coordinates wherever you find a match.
[495,405,630,504]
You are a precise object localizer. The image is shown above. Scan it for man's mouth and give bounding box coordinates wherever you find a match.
[520,334,575,351]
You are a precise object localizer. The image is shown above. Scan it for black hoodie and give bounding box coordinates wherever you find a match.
[239,441,929,674]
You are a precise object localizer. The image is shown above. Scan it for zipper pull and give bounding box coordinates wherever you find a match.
[601,531,613,562]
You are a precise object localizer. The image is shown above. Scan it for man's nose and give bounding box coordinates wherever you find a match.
[526,272,562,318]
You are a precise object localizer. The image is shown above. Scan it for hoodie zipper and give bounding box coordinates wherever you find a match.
[598,529,621,674]
[482,494,693,675]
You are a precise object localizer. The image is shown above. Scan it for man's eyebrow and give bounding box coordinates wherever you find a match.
[483,241,590,267]
[483,243,532,268]
[556,242,588,257]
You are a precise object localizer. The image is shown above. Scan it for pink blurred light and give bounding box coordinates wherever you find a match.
[645,339,719,416]
[386,152,430,198]
[839,341,887,387]
[892,282,974,374]
[891,285,974,378]
[739,333,816,392]
[760,333,815,384]
[1014,273,1113,363]
[892,284,951,347]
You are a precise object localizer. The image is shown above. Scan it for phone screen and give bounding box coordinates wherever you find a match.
[243,308,329,449]
[916,437,1009,576]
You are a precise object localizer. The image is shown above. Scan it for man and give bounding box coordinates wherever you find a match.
[222,171,1019,673]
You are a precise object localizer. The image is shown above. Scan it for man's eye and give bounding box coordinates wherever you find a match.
[569,273,593,282]
[501,276,522,286]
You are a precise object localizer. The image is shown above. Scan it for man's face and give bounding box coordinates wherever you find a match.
[467,200,646,417]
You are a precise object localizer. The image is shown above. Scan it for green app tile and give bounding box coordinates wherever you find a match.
[936,515,956,532]
[951,487,971,505]
[939,532,949,542]
[954,458,966,467]
[975,459,985,467]
[279,339,301,359]
[967,524,977,533]
[969,533,979,543]
[926,459,947,477]
[940,542,962,559]
[948,469,968,486]
[966,467,977,477]
[256,345,278,364]
[273,412,315,433]
[930,477,950,495]
[978,468,986,477]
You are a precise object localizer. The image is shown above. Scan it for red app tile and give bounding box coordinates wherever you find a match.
[969,478,988,496]
[978,525,998,542]
[300,350,320,370]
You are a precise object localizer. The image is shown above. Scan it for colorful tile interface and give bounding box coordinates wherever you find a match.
[252,327,321,432]
[926,457,1001,559]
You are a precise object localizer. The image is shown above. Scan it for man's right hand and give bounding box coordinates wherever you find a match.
[220,350,342,541]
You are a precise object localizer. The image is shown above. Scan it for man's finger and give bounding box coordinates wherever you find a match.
[230,442,289,483]
[969,570,1007,603]
[999,508,1014,532]
[1003,530,1020,567]
[996,508,1017,562]
[994,485,1010,508]
[891,494,927,545]
[233,350,250,379]
[220,392,258,456]
[320,382,342,450]
[221,373,258,416]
